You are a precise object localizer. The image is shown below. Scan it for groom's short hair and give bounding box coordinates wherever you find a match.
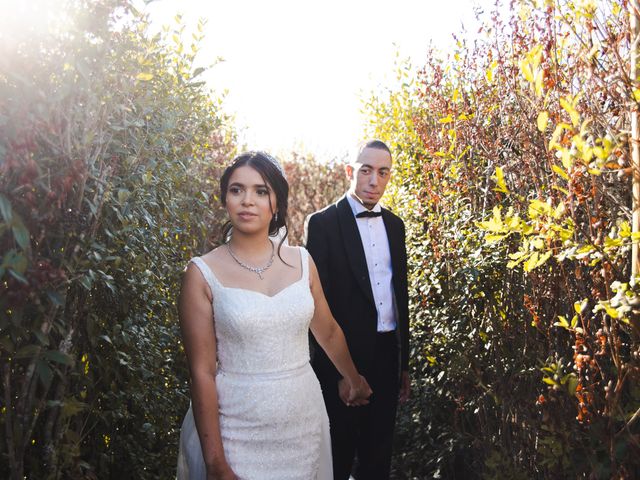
[352,139,392,163]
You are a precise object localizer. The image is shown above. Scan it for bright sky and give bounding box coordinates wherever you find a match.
[1,0,488,162]
[141,0,486,161]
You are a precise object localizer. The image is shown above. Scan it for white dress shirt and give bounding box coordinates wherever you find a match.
[347,194,397,332]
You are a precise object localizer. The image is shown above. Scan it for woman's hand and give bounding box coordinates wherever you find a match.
[338,374,372,407]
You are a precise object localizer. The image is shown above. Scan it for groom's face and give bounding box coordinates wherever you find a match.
[347,147,393,209]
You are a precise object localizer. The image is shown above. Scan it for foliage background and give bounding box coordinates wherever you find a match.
[364,0,640,478]
[3,0,640,479]
[0,1,235,478]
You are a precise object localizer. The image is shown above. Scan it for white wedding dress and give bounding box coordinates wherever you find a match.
[177,248,332,480]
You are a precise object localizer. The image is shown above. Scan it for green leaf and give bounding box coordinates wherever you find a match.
[11,214,30,250]
[36,359,54,389]
[8,269,28,284]
[34,330,50,346]
[79,275,93,290]
[0,193,12,223]
[42,350,74,365]
[15,344,40,359]
[566,375,579,396]
[46,291,65,306]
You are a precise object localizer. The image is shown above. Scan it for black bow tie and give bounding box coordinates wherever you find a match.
[356,210,382,218]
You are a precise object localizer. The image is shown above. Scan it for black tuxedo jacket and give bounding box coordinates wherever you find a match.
[304,195,410,383]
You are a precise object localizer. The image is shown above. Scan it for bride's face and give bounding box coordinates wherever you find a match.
[225,165,277,234]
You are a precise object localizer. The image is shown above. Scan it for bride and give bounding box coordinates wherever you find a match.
[176,151,372,479]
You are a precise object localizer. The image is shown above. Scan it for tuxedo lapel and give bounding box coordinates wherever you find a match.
[336,196,375,304]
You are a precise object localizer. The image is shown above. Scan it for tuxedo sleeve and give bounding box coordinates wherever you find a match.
[303,213,330,288]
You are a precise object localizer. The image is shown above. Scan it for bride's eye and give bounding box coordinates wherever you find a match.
[257,188,269,196]
[229,186,242,195]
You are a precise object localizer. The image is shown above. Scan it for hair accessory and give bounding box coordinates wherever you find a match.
[248,151,287,180]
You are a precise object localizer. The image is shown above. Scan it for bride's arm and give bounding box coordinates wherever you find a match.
[179,263,237,480]
[307,257,372,405]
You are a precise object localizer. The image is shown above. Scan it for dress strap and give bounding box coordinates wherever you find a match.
[189,257,220,297]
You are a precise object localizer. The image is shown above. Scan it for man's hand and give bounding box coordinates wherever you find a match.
[399,370,410,403]
[338,375,372,407]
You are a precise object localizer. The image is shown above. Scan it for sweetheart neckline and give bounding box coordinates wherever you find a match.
[215,275,306,299]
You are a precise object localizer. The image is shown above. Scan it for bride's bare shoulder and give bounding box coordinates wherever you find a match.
[275,243,304,264]
[198,245,230,269]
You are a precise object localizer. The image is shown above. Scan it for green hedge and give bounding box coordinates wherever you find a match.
[364,1,640,478]
[0,1,235,478]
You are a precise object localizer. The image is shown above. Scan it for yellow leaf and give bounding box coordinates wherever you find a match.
[552,164,569,180]
[478,206,504,232]
[535,250,552,269]
[549,123,571,149]
[136,72,154,81]
[574,299,588,315]
[492,166,509,194]
[519,59,534,83]
[485,234,507,243]
[619,221,631,238]
[523,252,539,271]
[486,61,497,84]
[439,115,454,124]
[554,315,570,329]
[553,202,566,219]
[528,199,552,219]
[604,304,619,319]
[534,70,544,97]
[560,97,579,127]
[552,185,570,196]
[604,237,623,248]
[537,111,549,132]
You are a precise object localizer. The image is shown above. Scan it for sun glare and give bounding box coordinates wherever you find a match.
[0,0,72,52]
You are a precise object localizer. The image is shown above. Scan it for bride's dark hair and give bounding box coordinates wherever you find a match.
[219,151,290,260]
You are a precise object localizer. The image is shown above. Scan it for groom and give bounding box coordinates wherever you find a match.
[304,140,410,480]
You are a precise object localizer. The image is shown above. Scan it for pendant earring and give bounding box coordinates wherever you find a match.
[274,212,279,224]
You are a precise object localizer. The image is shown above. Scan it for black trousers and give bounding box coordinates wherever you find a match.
[321,331,400,480]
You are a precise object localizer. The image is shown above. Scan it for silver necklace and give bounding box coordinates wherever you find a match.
[226,241,275,280]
